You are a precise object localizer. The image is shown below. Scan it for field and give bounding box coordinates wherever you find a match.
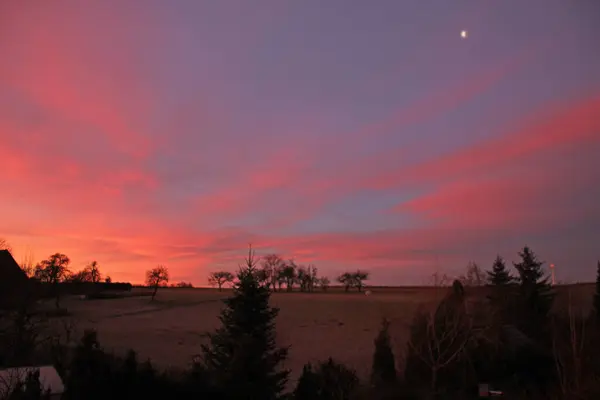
[56,284,595,386]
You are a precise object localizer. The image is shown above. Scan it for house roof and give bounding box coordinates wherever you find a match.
[0,250,31,308]
[0,365,65,397]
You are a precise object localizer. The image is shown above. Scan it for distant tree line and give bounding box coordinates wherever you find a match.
[4,238,600,398]
[207,253,369,293]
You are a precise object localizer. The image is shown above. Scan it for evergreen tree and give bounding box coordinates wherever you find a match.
[486,255,515,323]
[63,330,114,400]
[371,318,397,387]
[513,246,554,340]
[294,364,320,399]
[294,359,359,400]
[594,261,600,321]
[487,255,513,286]
[201,245,289,399]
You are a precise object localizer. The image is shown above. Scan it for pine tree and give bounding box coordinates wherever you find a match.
[513,246,554,340]
[487,255,513,286]
[201,245,289,399]
[593,261,600,321]
[293,364,320,400]
[371,318,397,387]
[486,255,516,323]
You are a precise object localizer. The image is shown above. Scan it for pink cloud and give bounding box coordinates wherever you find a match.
[369,96,600,189]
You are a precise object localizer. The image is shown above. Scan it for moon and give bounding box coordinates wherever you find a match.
[461,30,468,39]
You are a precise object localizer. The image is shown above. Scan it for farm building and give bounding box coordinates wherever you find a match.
[0,249,33,309]
[0,365,64,399]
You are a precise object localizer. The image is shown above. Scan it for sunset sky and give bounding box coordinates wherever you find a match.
[1,1,599,285]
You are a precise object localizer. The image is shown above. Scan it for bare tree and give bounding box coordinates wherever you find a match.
[0,237,11,253]
[281,260,297,291]
[83,261,102,283]
[353,270,369,292]
[19,247,35,278]
[337,270,369,292]
[338,272,353,292]
[318,276,330,291]
[145,265,169,301]
[429,271,451,287]
[552,289,588,398]
[275,264,286,291]
[261,254,284,292]
[405,281,474,397]
[307,264,318,292]
[35,253,71,309]
[71,261,102,283]
[296,265,308,292]
[459,262,485,287]
[208,271,234,291]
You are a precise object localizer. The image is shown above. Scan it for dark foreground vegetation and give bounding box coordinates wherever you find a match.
[2,246,600,399]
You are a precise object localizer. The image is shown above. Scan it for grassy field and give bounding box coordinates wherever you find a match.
[56,284,595,386]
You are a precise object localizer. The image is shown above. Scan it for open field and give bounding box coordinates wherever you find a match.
[54,284,596,386]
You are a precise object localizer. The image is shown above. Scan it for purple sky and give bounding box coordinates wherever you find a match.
[1,0,599,285]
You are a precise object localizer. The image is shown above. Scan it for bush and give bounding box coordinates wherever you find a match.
[294,358,360,400]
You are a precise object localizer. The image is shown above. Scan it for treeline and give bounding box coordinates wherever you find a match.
[10,252,131,309]
[4,243,600,398]
[208,253,370,293]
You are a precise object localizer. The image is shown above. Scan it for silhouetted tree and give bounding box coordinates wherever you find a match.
[281,261,297,291]
[459,261,484,287]
[371,318,397,388]
[262,254,285,291]
[487,255,514,286]
[7,369,51,400]
[319,277,330,291]
[63,330,112,399]
[296,265,310,292]
[253,266,272,288]
[207,271,234,291]
[487,255,516,322]
[200,245,289,399]
[275,264,287,291]
[338,271,369,292]
[104,276,112,284]
[0,237,11,253]
[18,248,35,278]
[353,270,369,292]
[145,265,169,301]
[34,253,71,309]
[594,261,600,321]
[513,246,555,341]
[62,330,180,400]
[307,264,318,292]
[337,273,353,292]
[294,358,359,400]
[82,261,102,283]
[404,280,473,397]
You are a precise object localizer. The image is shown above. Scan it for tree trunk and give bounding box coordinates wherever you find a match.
[54,283,61,309]
[218,282,222,291]
[430,367,438,399]
[151,285,158,301]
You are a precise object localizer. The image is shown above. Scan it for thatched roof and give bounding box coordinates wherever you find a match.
[0,250,31,309]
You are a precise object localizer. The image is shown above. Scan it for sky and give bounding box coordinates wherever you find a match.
[1,0,599,286]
